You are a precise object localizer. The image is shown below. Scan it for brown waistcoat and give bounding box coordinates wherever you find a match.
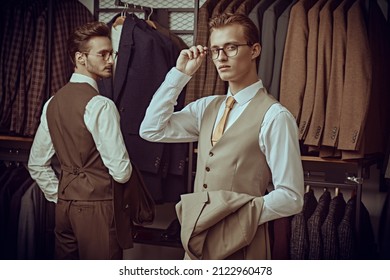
[46,82,112,201]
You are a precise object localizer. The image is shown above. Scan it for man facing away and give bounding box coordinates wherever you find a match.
[140,13,304,259]
[28,21,132,260]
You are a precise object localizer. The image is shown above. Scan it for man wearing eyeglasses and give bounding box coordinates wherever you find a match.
[28,22,132,260]
[140,13,304,259]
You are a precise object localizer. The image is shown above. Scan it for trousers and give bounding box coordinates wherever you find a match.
[55,199,122,259]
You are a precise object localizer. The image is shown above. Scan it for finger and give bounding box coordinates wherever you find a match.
[180,49,194,60]
[194,45,207,58]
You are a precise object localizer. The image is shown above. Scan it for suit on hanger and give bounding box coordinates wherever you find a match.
[338,196,357,259]
[307,189,331,259]
[339,0,372,157]
[236,0,261,15]
[269,0,298,100]
[321,0,355,156]
[7,176,34,259]
[321,192,346,259]
[0,4,26,132]
[0,166,30,259]
[98,15,184,201]
[10,1,46,135]
[17,182,37,259]
[279,0,317,123]
[184,0,220,105]
[305,0,344,148]
[298,0,328,141]
[361,0,390,157]
[248,0,275,46]
[258,0,292,94]
[290,189,318,259]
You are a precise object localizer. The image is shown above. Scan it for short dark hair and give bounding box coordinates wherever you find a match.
[67,21,111,67]
[208,13,260,46]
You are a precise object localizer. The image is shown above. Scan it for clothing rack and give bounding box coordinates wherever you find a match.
[301,155,380,251]
[113,0,152,17]
[93,0,199,37]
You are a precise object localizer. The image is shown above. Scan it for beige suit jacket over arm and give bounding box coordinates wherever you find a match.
[176,190,270,260]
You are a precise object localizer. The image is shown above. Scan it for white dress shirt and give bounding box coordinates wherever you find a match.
[28,73,131,203]
[111,25,122,78]
[140,67,304,225]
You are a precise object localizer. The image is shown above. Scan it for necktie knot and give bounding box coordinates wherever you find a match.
[225,96,235,109]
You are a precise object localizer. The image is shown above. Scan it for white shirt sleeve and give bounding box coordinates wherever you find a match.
[84,95,131,183]
[28,98,59,203]
[140,67,216,143]
[258,104,304,225]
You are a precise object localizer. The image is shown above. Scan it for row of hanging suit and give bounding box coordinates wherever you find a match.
[0,0,95,136]
[290,188,377,259]
[0,162,55,260]
[190,0,390,161]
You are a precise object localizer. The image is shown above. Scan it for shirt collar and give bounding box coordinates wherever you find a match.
[70,73,99,93]
[227,80,264,105]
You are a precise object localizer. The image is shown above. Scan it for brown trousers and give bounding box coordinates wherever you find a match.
[55,199,122,260]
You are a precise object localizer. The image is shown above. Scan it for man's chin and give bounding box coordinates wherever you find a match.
[100,72,112,78]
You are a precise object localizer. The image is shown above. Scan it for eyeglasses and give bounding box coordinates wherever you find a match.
[210,43,251,60]
[83,50,118,61]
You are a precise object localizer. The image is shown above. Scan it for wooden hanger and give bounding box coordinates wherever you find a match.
[145,7,157,29]
[113,3,128,27]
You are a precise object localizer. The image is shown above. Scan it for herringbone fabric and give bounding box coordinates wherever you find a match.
[290,189,318,259]
[307,190,331,259]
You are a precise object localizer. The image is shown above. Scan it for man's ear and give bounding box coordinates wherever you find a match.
[76,51,86,65]
[251,43,261,60]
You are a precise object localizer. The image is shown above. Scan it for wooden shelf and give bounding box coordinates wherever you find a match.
[0,135,33,142]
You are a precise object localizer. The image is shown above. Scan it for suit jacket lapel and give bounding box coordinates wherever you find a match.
[113,15,136,104]
[98,15,117,99]
[176,191,208,259]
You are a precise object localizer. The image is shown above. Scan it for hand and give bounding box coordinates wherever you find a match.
[176,45,208,76]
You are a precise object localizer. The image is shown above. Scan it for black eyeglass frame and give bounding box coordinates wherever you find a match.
[210,43,252,60]
[82,50,118,61]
